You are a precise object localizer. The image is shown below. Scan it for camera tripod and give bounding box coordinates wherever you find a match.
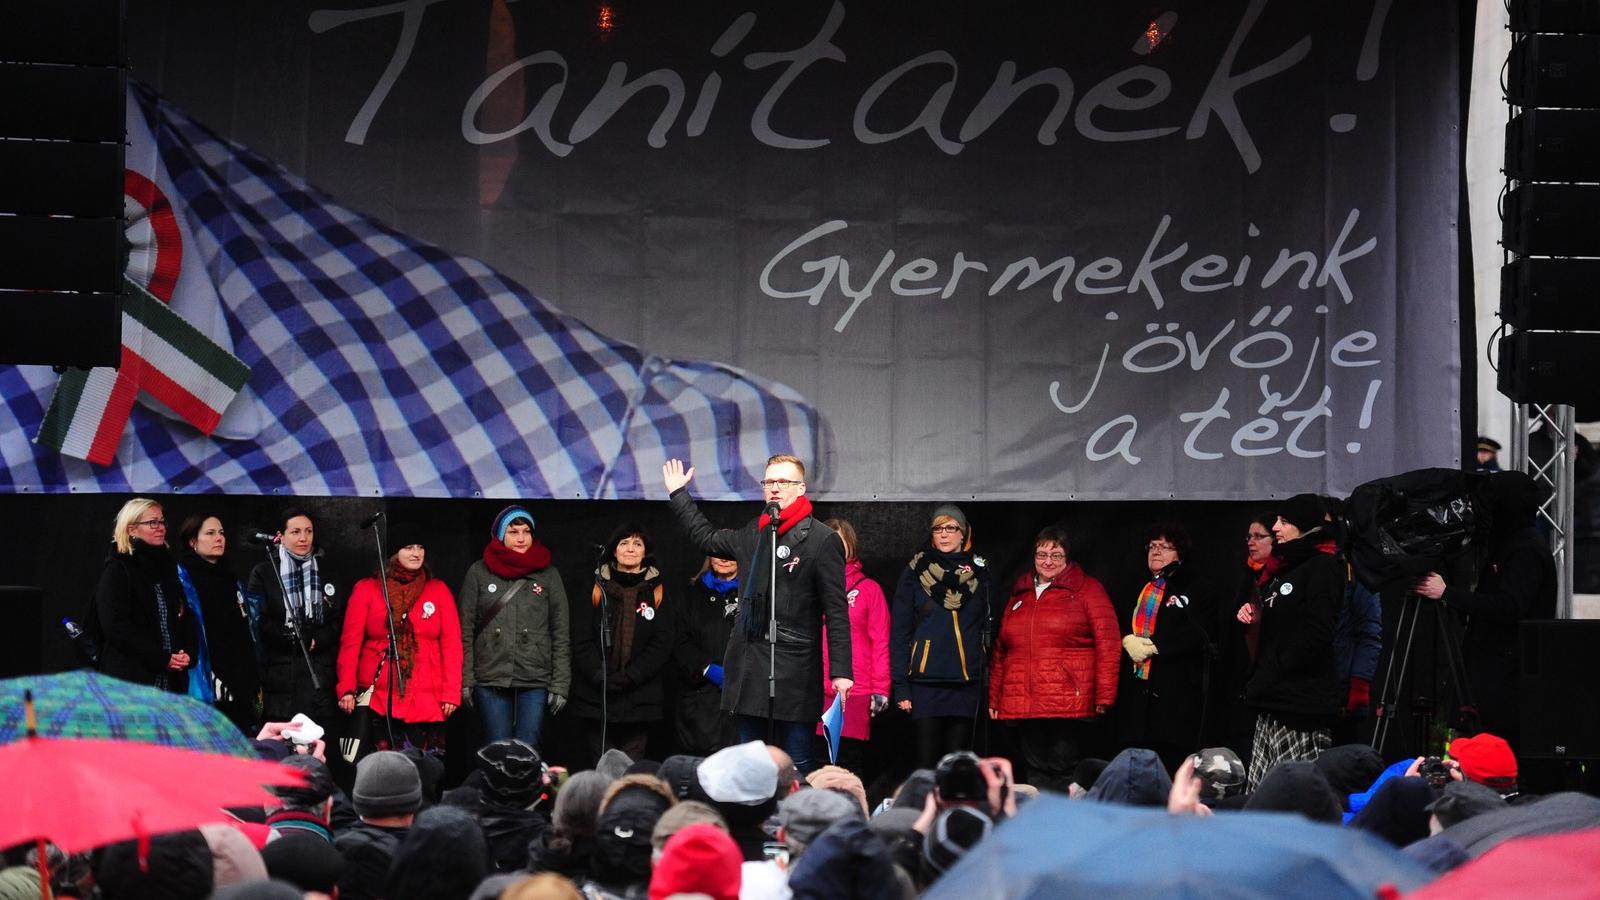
[1371,590,1479,756]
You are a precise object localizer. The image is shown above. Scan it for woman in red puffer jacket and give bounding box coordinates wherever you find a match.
[988,525,1120,793]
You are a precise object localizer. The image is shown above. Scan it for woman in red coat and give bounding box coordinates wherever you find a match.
[988,525,1120,793]
[337,520,462,755]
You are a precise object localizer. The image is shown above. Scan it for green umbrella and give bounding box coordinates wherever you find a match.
[0,670,257,758]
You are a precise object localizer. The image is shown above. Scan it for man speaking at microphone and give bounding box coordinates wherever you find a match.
[663,454,852,774]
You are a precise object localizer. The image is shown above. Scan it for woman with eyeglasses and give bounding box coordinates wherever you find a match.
[987,525,1119,793]
[1113,523,1214,774]
[1211,513,1280,762]
[93,498,197,693]
[890,504,994,768]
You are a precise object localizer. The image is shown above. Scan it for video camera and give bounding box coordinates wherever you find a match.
[1343,467,1491,592]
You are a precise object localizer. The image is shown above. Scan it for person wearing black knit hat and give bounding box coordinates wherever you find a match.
[336,520,462,760]
[1235,493,1343,790]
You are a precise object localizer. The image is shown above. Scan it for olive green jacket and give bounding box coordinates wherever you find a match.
[458,559,571,697]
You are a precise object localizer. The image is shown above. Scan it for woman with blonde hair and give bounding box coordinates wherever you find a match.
[890,504,993,768]
[93,498,196,692]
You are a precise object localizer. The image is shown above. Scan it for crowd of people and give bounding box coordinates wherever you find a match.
[11,455,1581,897]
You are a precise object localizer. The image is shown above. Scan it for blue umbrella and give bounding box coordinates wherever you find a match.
[923,795,1436,900]
[0,670,257,758]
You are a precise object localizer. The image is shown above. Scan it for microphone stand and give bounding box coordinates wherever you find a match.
[593,544,610,755]
[766,504,780,744]
[261,540,320,693]
[364,519,406,752]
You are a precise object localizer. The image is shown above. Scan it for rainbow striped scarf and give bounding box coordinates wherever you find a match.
[1131,577,1165,680]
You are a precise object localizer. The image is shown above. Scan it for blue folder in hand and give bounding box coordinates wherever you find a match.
[820,693,844,764]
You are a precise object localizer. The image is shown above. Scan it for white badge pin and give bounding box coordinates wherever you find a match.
[1279,583,1293,596]
[1012,600,1023,611]
[487,583,497,593]
[776,545,791,559]
[422,601,436,619]
[323,583,336,597]
[642,605,655,621]
[974,555,987,567]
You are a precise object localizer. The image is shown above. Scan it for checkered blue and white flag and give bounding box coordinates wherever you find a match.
[0,85,819,499]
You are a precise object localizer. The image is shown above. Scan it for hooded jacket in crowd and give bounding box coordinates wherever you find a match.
[383,806,491,900]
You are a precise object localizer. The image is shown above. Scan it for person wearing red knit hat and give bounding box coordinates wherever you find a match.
[649,823,742,900]
[1448,733,1519,798]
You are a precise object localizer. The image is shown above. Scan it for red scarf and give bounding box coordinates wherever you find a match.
[483,537,552,580]
[758,495,813,535]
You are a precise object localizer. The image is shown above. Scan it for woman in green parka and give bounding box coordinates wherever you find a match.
[459,505,571,752]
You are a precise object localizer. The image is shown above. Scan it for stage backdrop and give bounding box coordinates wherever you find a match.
[0,1,1461,500]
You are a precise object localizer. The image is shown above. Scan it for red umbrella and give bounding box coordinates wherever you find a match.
[1407,827,1600,899]
[0,691,303,898]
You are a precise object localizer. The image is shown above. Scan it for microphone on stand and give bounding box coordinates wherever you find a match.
[359,511,384,530]
[247,532,280,545]
[765,502,781,522]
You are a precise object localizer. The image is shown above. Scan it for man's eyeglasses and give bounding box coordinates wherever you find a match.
[1034,551,1066,561]
[1146,542,1178,553]
[759,479,803,489]
[931,524,963,534]
[136,518,167,529]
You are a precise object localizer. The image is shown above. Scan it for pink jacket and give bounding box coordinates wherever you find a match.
[820,560,890,741]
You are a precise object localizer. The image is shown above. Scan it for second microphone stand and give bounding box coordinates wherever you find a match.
[363,518,407,753]
[765,505,780,744]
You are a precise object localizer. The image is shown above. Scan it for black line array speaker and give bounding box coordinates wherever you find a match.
[1511,0,1600,35]
[1500,258,1600,331]
[1508,35,1600,108]
[0,587,44,678]
[1520,619,1600,759]
[0,0,127,368]
[1497,331,1600,409]
[1505,109,1600,183]
[1501,184,1600,258]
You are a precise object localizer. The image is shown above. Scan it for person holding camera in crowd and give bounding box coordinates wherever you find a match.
[892,504,993,769]
[1236,494,1343,790]
[458,505,571,752]
[1414,471,1555,754]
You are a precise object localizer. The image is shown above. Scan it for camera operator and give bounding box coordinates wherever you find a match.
[1414,471,1555,754]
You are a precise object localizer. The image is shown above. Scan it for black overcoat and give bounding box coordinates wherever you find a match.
[668,490,852,721]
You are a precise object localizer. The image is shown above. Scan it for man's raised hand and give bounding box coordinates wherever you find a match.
[662,458,696,494]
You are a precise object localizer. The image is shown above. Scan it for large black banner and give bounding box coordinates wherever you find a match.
[0,1,1459,500]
